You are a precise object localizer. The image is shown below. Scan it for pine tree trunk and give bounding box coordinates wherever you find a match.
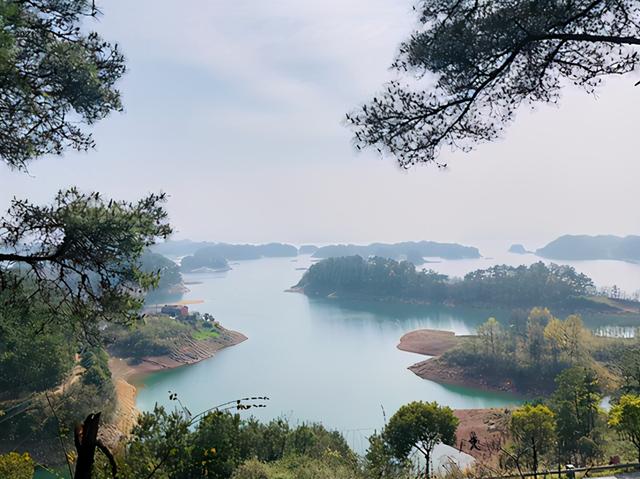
[425,451,431,479]
[74,413,102,479]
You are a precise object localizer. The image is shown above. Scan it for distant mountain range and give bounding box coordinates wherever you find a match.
[312,241,480,263]
[152,241,298,260]
[536,235,640,262]
[152,239,482,268]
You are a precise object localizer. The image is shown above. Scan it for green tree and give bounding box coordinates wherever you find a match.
[551,367,602,464]
[0,2,170,477]
[543,314,590,364]
[383,401,458,479]
[0,0,125,170]
[476,317,503,358]
[618,347,640,394]
[0,299,75,396]
[114,405,192,479]
[0,0,169,339]
[563,315,589,362]
[510,404,556,473]
[365,432,408,479]
[140,250,184,299]
[349,0,640,167]
[544,317,565,364]
[527,308,553,365]
[609,394,640,464]
[0,189,171,340]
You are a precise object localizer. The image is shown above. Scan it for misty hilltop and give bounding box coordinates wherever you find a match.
[312,241,480,264]
[536,235,640,262]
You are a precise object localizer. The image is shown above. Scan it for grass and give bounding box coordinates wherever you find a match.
[192,328,220,341]
[585,295,640,314]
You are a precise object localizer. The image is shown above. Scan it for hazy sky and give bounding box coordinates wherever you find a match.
[1,1,639,251]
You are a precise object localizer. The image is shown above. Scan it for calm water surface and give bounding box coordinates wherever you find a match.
[136,252,640,453]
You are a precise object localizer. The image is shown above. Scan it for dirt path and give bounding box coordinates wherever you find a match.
[453,408,511,466]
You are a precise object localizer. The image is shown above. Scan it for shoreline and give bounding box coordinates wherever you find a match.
[293,288,639,317]
[105,327,247,445]
[397,329,521,395]
[398,331,517,465]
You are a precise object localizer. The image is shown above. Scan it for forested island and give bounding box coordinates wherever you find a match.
[153,240,299,259]
[178,243,298,272]
[537,235,640,262]
[180,252,230,273]
[294,255,636,313]
[312,241,480,264]
[508,244,531,254]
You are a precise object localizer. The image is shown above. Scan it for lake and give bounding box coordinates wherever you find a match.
[136,251,640,455]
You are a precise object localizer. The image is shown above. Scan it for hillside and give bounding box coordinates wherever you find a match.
[139,250,185,296]
[537,235,640,262]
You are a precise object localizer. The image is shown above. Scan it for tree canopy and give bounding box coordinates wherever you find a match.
[0,188,171,339]
[383,401,458,479]
[609,394,640,463]
[296,255,596,309]
[0,0,125,170]
[349,0,640,167]
[510,404,556,473]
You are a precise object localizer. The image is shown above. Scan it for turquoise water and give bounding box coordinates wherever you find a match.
[136,256,519,453]
[135,253,640,453]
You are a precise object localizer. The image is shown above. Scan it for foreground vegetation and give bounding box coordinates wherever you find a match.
[6,389,640,479]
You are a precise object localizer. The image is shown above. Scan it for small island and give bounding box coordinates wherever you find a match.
[153,240,299,260]
[508,243,531,254]
[180,252,231,273]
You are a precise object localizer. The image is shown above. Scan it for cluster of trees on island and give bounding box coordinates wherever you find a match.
[442,308,625,394]
[295,256,607,310]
